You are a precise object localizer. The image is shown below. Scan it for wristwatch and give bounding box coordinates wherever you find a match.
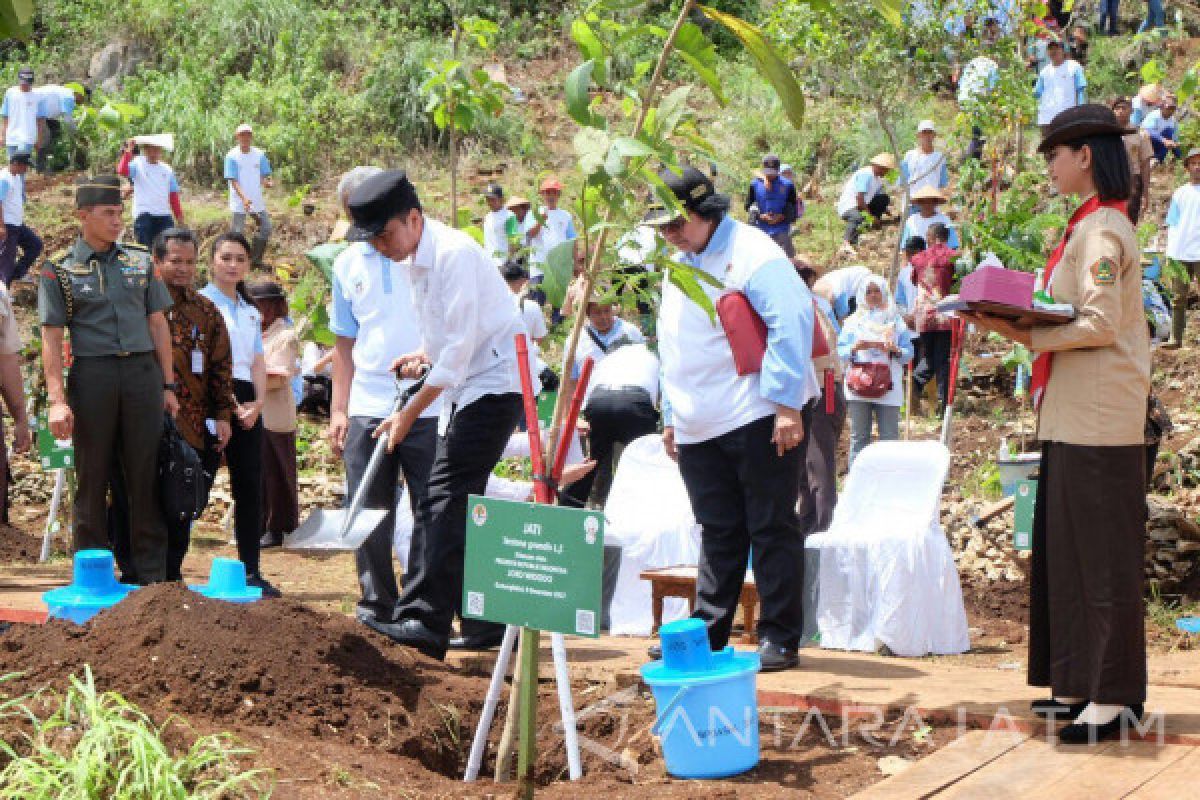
[164,382,179,392]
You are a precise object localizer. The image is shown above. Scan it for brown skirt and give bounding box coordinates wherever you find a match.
[1028,441,1147,705]
[261,429,299,535]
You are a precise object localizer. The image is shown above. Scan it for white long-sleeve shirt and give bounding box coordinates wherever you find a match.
[406,217,523,419]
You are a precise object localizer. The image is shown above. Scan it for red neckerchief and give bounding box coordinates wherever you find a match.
[1031,194,1126,409]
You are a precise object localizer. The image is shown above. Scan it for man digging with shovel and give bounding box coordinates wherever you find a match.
[346,170,526,661]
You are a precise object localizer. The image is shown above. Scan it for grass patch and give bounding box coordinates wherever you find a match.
[0,667,272,799]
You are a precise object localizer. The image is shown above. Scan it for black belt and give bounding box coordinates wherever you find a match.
[74,350,153,359]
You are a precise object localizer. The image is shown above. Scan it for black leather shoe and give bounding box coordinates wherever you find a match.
[364,617,448,661]
[1058,704,1144,744]
[647,643,662,660]
[448,628,507,651]
[246,573,282,598]
[757,639,799,672]
[1031,697,1089,720]
[259,531,284,549]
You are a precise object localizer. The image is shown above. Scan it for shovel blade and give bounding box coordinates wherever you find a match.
[284,509,390,552]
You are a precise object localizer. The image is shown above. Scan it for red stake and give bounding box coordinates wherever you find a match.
[514,334,552,504]
[550,356,594,488]
[947,317,966,406]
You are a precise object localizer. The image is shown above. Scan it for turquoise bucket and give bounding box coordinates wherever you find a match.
[189,558,263,603]
[641,619,761,779]
[42,549,137,624]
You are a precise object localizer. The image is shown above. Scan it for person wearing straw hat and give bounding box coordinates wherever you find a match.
[38,175,178,584]
[745,153,800,257]
[836,152,894,251]
[900,120,949,207]
[346,170,524,659]
[1163,147,1200,349]
[505,194,533,252]
[962,104,1151,744]
[0,151,41,286]
[647,165,819,671]
[901,186,960,250]
[118,134,184,248]
[224,123,274,266]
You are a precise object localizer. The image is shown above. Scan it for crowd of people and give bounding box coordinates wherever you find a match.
[0,0,1181,749]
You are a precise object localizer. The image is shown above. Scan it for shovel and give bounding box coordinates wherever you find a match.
[285,369,429,553]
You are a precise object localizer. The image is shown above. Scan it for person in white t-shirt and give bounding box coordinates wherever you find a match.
[836,152,894,249]
[224,123,274,265]
[0,152,40,286]
[118,136,184,247]
[901,186,960,250]
[1034,40,1086,130]
[900,120,949,210]
[0,68,44,159]
[526,176,577,306]
[34,83,83,174]
[501,260,547,345]
[482,183,517,266]
[1163,148,1200,348]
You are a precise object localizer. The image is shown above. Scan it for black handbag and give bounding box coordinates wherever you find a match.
[158,415,207,524]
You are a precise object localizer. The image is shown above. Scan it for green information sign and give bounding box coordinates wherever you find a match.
[536,390,557,429]
[462,495,603,638]
[1012,479,1036,551]
[34,415,73,471]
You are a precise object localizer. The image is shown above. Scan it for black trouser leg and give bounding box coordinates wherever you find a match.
[119,354,167,583]
[913,330,952,410]
[226,380,264,575]
[108,464,135,582]
[345,415,437,623]
[866,193,890,217]
[69,357,125,555]
[561,388,659,508]
[396,393,522,640]
[797,391,845,535]
[679,413,806,650]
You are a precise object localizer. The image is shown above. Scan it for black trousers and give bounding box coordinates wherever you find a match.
[70,353,167,583]
[396,393,523,640]
[841,193,890,244]
[225,379,264,575]
[677,412,809,649]
[913,329,953,411]
[345,415,437,623]
[798,389,844,535]
[1029,442,1147,705]
[111,436,219,582]
[561,387,659,508]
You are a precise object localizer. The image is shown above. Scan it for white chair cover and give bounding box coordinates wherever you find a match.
[805,440,970,656]
[603,434,701,635]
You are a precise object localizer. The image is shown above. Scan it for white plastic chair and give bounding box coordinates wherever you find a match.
[805,440,970,656]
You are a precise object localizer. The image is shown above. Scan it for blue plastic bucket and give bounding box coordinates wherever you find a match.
[42,549,137,624]
[641,619,761,779]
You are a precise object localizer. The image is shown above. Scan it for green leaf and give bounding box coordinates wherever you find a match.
[676,51,726,106]
[541,240,576,309]
[574,128,611,176]
[1141,59,1166,85]
[565,60,605,129]
[655,85,691,138]
[1181,68,1199,103]
[672,22,726,105]
[667,263,717,321]
[611,135,657,159]
[571,19,608,83]
[0,0,34,39]
[868,0,903,27]
[697,5,804,129]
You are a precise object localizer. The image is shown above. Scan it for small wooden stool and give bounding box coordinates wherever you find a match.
[639,565,759,644]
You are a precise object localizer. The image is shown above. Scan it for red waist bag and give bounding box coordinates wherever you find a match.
[716,291,829,376]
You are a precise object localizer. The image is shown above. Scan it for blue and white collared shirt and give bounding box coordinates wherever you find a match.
[330,241,441,420]
[658,215,819,445]
[199,283,263,383]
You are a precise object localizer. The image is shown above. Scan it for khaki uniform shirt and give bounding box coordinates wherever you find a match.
[262,317,298,433]
[1032,206,1151,446]
[1123,131,1154,177]
[0,284,21,355]
[37,237,172,356]
[167,283,235,451]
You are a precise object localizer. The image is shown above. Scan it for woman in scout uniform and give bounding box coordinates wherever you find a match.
[964,104,1151,744]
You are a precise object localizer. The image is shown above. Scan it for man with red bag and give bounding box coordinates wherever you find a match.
[647,166,820,671]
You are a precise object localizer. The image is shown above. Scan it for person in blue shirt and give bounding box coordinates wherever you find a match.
[744,153,800,257]
[1141,95,1181,163]
[650,166,819,672]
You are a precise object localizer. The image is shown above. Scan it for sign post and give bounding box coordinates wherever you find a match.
[1012,479,1036,551]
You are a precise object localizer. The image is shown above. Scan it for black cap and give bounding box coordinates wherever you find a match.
[75,175,122,208]
[346,169,421,242]
[484,183,504,199]
[17,67,33,82]
[762,153,781,168]
[8,152,31,166]
[645,166,717,226]
[501,258,529,282]
[1037,104,1133,154]
[246,279,287,301]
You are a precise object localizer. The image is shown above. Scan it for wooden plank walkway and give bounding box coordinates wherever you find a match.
[854,731,1200,799]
